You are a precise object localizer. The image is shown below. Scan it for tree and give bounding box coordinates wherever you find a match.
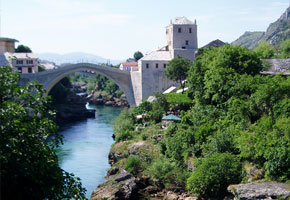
[133,51,143,61]
[165,56,191,93]
[15,44,32,53]
[188,45,262,103]
[0,66,86,199]
[254,41,275,59]
[187,153,243,197]
[279,39,290,58]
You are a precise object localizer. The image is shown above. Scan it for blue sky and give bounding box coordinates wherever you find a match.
[2,0,289,59]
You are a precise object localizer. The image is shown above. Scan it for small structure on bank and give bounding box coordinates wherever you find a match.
[162,114,181,122]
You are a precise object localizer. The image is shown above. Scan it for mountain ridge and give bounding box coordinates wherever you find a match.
[232,6,290,49]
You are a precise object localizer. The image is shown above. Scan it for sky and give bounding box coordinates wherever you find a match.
[1,0,289,60]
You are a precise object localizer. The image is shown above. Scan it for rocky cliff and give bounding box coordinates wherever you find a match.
[232,6,290,48]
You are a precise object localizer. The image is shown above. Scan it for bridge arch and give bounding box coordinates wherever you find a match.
[21,63,136,106]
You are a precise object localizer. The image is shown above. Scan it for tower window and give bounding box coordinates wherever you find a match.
[186,40,189,45]
[178,28,181,33]
[156,63,159,68]
[146,63,149,69]
[163,64,166,68]
[189,28,192,33]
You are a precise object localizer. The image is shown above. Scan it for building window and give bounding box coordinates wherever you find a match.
[178,28,182,33]
[186,40,189,45]
[163,64,166,68]
[16,60,23,65]
[156,63,158,68]
[189,28,192,33]
[18,67,22,73]
[27,60,33,64]
[28,67,32,73]
[146,63,149,69]
[182,46,186,49]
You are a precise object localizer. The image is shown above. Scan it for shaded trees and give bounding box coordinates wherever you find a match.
[0,66,86,199]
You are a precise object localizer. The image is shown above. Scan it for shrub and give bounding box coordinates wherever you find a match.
[145,156,189,188]
[125,156,141,174]
[187,153,243,198]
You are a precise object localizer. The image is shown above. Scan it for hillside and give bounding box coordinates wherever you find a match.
[232,6,290,48]
[37,52,124,66]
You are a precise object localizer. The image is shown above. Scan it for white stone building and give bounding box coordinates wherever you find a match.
[0,37,40,74]
[0,52,39,74]
[131,17,198,105]
[119,62,138,71]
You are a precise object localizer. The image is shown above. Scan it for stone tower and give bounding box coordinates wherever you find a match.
[166,17,198,61]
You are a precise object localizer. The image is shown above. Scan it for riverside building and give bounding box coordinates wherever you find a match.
[130,17,198,105]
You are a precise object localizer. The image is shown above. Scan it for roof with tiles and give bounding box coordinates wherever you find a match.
[121,62,138,66]
[140,50,172,61]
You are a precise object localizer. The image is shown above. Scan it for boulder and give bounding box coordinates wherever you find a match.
[91,170,138,200]
[228,182,290,200]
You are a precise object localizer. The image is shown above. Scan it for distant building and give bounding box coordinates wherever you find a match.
[0,37,40,74]
[131,17,198,105]
[0,37,19,54]
[0,52,39,74]
[119,62,138,71]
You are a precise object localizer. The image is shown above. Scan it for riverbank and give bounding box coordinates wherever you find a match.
[90,92,290,200]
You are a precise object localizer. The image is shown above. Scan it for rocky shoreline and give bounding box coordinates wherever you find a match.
[90,129,290,200]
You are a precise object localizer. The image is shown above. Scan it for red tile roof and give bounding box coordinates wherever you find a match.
[121,62,138,66]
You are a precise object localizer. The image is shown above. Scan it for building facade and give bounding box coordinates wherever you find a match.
[131,17,198,105]
[119,62,138,71]
[0,37,19,54]
[0,52,39,74]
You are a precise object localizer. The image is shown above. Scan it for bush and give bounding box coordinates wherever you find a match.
[145,156,189,188]
[125,156,141,174]
[187,153,243,198]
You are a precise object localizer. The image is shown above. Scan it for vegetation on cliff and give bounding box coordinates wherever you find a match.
[109,44,290,199]
[0,66,86,199]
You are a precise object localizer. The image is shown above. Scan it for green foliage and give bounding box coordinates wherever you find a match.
[164,92,192,104]
[145,156,189,188]
[188,45,262,104]
[186,153,243,197]
[279,39,290,58]
[70,73,123,98]
[0,66,86,199]
[38,65,46,72]
[165,57,192,91]
[125,156,141,174]
[133,51,143,61]
[15,44,32,53]
[114,109,135,142]
[49,77,72,104]
[254,41,275,59]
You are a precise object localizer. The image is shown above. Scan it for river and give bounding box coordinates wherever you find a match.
[56,105,122,198]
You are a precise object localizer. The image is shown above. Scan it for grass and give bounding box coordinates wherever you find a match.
[164,92,192,104]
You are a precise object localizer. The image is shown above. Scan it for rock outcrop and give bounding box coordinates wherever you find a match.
[232,6,290,48]
[228,182,290,200]
[87,92,129,108]
[90,169,138,200]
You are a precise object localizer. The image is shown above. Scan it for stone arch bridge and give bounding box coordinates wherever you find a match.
[20,63,136,106]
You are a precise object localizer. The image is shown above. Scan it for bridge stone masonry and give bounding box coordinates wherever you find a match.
[20,63,137,106]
